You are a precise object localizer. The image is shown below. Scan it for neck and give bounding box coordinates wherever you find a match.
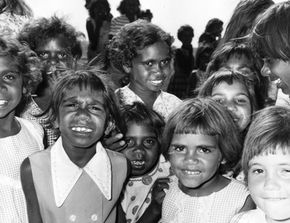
[0,113,20,138]
[128,83,160,108]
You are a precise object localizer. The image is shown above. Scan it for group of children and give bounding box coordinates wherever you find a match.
[1,1,290,223]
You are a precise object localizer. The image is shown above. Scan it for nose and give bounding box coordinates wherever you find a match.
[75,106,90,121]
[225,101,237,113]
[261,63,271,77]
[264,173,280,191]
[0,80,7,91]
[184,149,199,164]
[133,145,146,159]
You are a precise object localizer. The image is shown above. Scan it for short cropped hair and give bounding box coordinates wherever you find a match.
[117,0,140,15]
[121,102,165,146]
[198,68,259,113]
[0,37,41,97]
[50,68,123,134]
[108,19,174,74]
[162,97,242,174]
[18,16,82,59]
[205,18,223,33]
[242,106,290,182]
[177,25,194,41]
[250,1,290,60]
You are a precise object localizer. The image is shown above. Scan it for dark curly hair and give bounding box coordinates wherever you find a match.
[18,16,82,59]
[0,36,41,97]
[108,19,174,74]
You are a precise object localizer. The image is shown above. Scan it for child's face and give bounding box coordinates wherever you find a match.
[127,41,172,93]
[211,80,252,131]
[169,134,222,193]
[36,38,73,86]
[248,150,290,222]
[0,57,23,119]
[262,58,290,95]
[122,122,159,177]
[58,85,107,151]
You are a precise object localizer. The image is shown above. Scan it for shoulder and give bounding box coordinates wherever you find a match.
[230,209,265,223]
[160,91,182,103]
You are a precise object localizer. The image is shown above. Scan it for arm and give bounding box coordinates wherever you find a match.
[136,178,170,223]
[239,195,256,213]
[20,158,43,223]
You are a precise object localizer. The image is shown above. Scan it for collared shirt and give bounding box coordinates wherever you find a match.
[115,85,182,121]
[51,138,112,207]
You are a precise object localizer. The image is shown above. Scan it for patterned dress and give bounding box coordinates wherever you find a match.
[161,176,250,223]
[230,209,267,223]
[115,85,182,121]
[0,118,43,223]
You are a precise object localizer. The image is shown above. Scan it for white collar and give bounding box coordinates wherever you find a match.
[51,137,112,207]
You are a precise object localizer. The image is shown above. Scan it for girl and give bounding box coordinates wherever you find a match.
[231,106,290,223]
[21,69,128,222]
[0,37,43,222]
[118,102,170,223]
[18,16,82,146]
[161,98,255,223]
[198,68,260,136]
[108,19,181,121]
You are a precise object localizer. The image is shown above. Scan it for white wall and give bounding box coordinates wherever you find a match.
[27,0,284,48]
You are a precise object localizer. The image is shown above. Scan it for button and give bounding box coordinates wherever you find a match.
[69,214,76,222]
[91,214,98,221]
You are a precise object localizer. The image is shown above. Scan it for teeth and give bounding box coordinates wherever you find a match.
[0,100,8,105]
[151,80,162,84]
[184,170,201,175]
[131,161,145,166]
[274,78,281,85]
[72,127,93,133]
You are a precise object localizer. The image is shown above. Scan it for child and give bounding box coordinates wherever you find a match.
[161,98,255,223]
[118,102,170,223]
[231,105,290,222]
[206,41,270,108]
[0,37,44,222]
[198,68,260,135]
[250,1,290,96]
[18,16,82,146]
[20,69,128,222]
[108,19,181,121]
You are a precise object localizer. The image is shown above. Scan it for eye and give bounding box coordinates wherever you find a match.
[235,96,250,105]
[160,58,171,67]
[57,52,68,60]
[252,168,264,174]
[38,52,49,59]
[3,72,18,81]
[144,61,154,67]
[281,168,290,177]
[125,138,135,147]
[143,137,157,147]
[171,145,186,152]
[198,146,211,153]
[88,105,103,113]
[212,97,225,105]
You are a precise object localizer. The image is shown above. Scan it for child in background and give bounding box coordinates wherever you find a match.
[108,19,181,121]
[0,37,44,222]
[18,16,82,146]
[161,98,255,223]
[206,41,270,108]
[118,102,170,223]
[231,106,290,223]
[21,69,128,222]
[198,68,260,136]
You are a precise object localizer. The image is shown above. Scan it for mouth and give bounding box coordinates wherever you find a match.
[151,79,163,86]
[71,126,93,133]
[182,169,201,176]
[131,160,145,169]
[0,100,8,106]
[263,197,287,201]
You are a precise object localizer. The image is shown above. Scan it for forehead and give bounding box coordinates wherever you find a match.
[126,122,156,136]
[0,56,18,71]
[62,84,103,99]
[135,41,170,59]
[36,37,68,51]
[212,79,249,95]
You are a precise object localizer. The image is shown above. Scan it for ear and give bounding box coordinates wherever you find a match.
[22,87,27,95]
[122,64,132,74]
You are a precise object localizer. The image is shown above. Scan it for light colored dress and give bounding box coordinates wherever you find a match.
[28,137,128,223]
[109,15,130,37]
[0,117,44,223]
[0,12,31,38]
[230,209,267,223]
[161,176,250,223]
[122,155,170,223]
[115,85,182,121]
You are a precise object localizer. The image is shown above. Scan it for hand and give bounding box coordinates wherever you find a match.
[102,131,127,151]
[151,177,170,207]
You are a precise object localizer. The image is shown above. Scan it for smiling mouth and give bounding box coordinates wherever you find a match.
[71,127,93,133]
[131,160,145,169]
[0,100,8,106]
[151,80,163,85]
[182,169,201,176]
